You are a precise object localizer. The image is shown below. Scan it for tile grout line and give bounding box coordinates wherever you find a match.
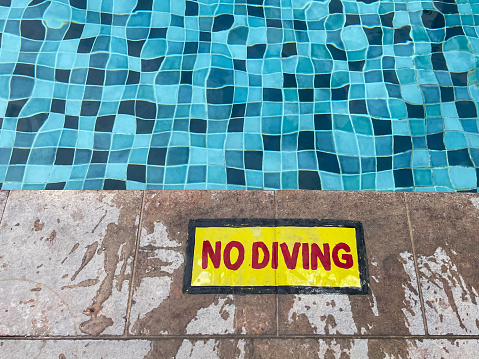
[403,192,429,337]
[123,190,146,337]
[3,334,479,341]
[274,191,279,337]
[0,191,11,228]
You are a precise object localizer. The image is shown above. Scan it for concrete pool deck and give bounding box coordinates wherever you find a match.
[0,190,478,358]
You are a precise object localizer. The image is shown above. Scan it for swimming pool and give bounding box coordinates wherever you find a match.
[0,0,478,191]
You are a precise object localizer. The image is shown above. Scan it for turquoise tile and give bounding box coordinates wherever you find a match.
[0,1,478,193]
[24,165,51,183]
[281,171,298,190]
[444,131,468,150]
[413,169,433,186]
[49,166,72,182]
[343,175,361,190]
[412,150,431,167]
[319,171,343,190]
[449,166,476,189]
[361,173,376,190]
[207,165,226,184]
[376,170,395,190]
[246,170,263,188]
[334,131,359,156]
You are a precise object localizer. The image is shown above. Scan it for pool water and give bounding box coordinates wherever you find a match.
[1,0,479,191]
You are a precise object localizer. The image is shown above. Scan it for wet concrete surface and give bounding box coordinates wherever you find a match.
[129,191,276,336]
[275,191,424,339]
[0,191,478,358]
[0,339,478,358]
[0,191,142,336]
[405,193,479,336]
[0,191,8,221]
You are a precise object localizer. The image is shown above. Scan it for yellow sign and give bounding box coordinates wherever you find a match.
[183,219,368,294]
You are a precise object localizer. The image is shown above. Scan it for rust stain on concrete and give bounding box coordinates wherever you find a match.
[69,243,79,254]
[130,191,276,336]
[61,279,100,290]
[79,193,141,335]
[91,210,108,234]
[79,315,114,336]
[33,219,44,232]
[71,242,99,282]
[46,230,57,243]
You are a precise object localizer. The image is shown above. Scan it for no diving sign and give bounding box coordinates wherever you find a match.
[183,219,369,295]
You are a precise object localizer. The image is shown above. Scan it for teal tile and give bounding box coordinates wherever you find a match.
[0,1,478,193]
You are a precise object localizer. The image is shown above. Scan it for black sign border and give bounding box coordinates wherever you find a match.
[183,218,369,295]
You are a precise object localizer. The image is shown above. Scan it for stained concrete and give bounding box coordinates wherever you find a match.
[252,339,479,358]
[405,193,479,335]
[276,191,424,338]
[128,191,277,336]
[0,191,142,336]
[0,191,8,222]
[145,339,252,358]
[0,339,478,358]
[0,340,152,358]
[0,190,478,357]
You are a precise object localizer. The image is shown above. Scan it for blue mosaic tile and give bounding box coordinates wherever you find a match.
[1,0,479,191]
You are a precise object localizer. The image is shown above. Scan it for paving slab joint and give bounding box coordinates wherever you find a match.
[274,191,279,337]
[0,191,10,228]
[2,334,479,341]
[403,193,429,336]
[124,191,146,336]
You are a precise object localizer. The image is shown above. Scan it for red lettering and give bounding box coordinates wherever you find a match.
[280,242,301,269]
[271,242,278,269]
[224,241,245,270]
[302,243,309,270]
[202,241,221,269]
[332,242,353,269]
[252,242,270,269]
[311,243,331,271]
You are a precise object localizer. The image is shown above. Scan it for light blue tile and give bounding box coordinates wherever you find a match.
[449,166,476,190]
[319,171,343,190]
[0,1,478,193]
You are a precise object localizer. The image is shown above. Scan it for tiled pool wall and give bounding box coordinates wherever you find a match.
[0,0,479,191]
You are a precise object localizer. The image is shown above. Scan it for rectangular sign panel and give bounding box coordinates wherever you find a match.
[183,219,369,294]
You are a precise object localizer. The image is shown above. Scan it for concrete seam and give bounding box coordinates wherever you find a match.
[1,334,479,341]
[403,192,429,336]
[0,191,11,228]
[123,190,146,336]
[274,191,279,337]
[275,293,279,338]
